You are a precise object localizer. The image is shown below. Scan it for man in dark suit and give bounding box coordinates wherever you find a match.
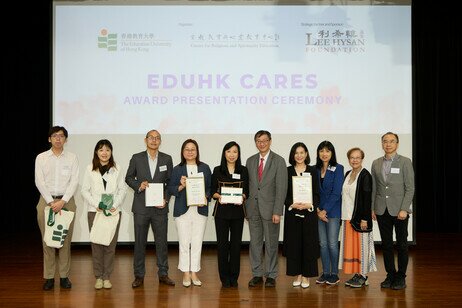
[125,130,175,287]
[371,132,415,290]
[245,130,288,287]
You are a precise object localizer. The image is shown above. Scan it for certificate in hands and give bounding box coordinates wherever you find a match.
[220,187,243,205]
[145,183,164,207]
[292,175,313,204]
[186,177,207,206]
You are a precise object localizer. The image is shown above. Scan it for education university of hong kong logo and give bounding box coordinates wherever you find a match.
[98,28,117,51]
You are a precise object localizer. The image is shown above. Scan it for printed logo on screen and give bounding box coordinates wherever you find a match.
[97,28,171,53]
[302,24,366,54]
[98,29,117,51]
[190,33,280,49]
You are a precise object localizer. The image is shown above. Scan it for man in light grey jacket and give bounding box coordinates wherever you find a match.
[246,130,288,288]
[371,132,415,290]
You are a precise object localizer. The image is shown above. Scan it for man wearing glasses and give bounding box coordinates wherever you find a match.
[35,126,79,290]
[246,130,288,288]
[371,132,415,290]
[125,130,175,287]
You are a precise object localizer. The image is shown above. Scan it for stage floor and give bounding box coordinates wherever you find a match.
[0,233,460,307]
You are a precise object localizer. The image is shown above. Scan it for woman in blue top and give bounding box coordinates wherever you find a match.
[168,139,211,288]
[315,141,344,285]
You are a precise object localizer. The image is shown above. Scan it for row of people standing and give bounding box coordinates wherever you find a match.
[35,126,414,291]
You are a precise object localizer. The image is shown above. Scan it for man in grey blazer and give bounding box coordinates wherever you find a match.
[125,130,175,287]
[246,130,288,287]
[371,132,415,290]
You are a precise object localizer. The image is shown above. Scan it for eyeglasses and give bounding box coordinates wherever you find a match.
[147,136,161,141]
[349,157,362,161]
[256,139,270,144]
[51,134,65,139]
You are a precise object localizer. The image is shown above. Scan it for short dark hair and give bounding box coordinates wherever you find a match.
[254,130,271,142]
[289,142,311,166]
[48,126,68,138]
[315,140,338,168]
[381,132,399,143]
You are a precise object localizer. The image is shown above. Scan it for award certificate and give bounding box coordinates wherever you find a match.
[292,175,313,204]
[145,183,164,207]
[220,187,243,204]
[186,177,207,206]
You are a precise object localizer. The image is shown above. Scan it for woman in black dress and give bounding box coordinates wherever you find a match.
[283,142,320,288]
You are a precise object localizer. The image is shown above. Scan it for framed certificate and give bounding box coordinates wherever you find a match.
[145,183,164,207]
[292,175,313,204]
[220,187,243,204]
[186,177,207,206]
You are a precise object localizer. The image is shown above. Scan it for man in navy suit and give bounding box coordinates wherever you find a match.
[125,130,175,287]
[371,132,415,290]
[246,130,288,287]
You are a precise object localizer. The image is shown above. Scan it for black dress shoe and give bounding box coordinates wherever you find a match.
[132,277,144,288]
[380,276,394,288]
[248,276,263,287]
[265,277,276,287]
[159,275,175,286]
[221,279,231,288]
[60,277,72,289]
[391,277,406,290]
[43,278,54,291]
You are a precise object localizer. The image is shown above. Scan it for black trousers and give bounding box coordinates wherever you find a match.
[376,208,409,279]
[133,212,169,278]
[214,216,244,284]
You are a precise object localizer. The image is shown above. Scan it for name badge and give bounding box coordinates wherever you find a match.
[232,173,241,180]
[192,172,204,178]
[301,172,310,177]
[159,165,167,172]
[327,166,336,172]
[391,167,400,174]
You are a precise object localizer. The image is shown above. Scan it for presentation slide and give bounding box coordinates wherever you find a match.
[53,1,412,243]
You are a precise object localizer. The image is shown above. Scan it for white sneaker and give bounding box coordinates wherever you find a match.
[292,280,301,287]
[95,278,103,289]
[301,278,310,289]
[103,280,112,289]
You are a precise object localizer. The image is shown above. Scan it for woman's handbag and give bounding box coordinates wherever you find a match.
[89,209,120,246]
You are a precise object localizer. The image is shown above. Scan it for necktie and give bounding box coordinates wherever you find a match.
[258,158,264,181]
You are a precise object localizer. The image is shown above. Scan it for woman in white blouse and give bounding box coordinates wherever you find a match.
[81,139,127,290]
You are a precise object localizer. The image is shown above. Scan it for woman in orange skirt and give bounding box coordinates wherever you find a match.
[339,147,377,287]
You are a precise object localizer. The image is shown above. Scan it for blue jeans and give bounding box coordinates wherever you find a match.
[318,218,340,276]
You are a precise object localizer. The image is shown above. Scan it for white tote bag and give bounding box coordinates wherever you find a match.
[44,206,75,249]
[89,210,120,246]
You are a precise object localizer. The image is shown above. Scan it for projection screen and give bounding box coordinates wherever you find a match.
[53,0,413,243]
